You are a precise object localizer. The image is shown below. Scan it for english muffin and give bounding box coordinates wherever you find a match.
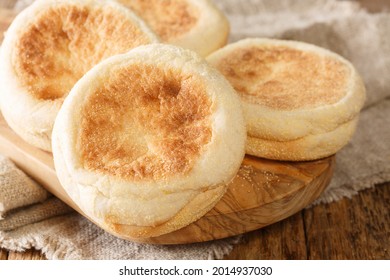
[52,44,246,238]
[207,38,366,161]
[117,0,229,56]
[0,0,158,151]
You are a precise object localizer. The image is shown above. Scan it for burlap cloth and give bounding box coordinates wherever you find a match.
[0,0,389,259]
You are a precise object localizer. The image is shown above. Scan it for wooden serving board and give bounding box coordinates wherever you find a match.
[0,114,335,244]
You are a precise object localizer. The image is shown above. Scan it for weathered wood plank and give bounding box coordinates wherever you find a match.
[225,212,307,259]
[7,249,46,260]
[0,249,8,260]
[303,183,390,260]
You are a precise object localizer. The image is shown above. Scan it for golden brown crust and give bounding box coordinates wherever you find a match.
[215,46,350,110]
[246,117,358,161]
[105,185,226,239]
[118,0,199,41]
[79,64,212,181]
[13,4,152,100]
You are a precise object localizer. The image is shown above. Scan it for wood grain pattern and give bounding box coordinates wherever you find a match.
[7,249,46,260]
[224,183,390,260]
[0,113,334,244]
[0,249,8,260]
[225,212,307,259]
[304,185,390,259]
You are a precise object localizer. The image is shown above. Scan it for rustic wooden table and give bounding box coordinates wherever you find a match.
[1,0,389,260]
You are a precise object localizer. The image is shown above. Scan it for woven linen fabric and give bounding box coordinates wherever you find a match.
[0,155,48,218]
[0,0,389,259]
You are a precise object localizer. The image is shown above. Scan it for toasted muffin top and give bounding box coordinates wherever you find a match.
[118,0,199,41]
[214,45,350,110]
[13,2,155,101]
[79,63,212,181]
